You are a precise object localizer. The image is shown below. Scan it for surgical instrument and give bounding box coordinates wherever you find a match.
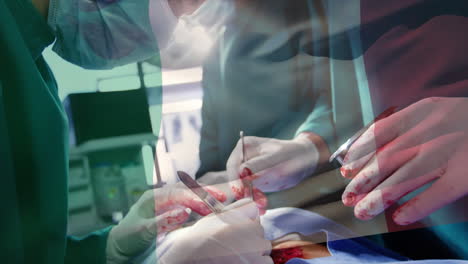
[329,106,397,165]
[240,131,255,201]
[177,171,225,214]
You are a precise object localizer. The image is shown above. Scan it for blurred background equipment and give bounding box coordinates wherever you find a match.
[45,40,206,235]
[65,74,160,235]
[64,88,153,146]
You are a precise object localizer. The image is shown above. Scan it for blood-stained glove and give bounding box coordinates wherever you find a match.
[226,134,319,193]
[198,171,269,215]
[157,199,273,264]
[340,97,468,225]
[106,184,226,263]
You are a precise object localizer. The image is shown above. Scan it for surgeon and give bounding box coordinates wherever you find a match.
[197,0,333,200]
[0,0,272,263]
[225,0,468,260]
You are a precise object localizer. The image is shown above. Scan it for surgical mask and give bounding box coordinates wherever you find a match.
[159,0,235,69]
[48,0,178,69]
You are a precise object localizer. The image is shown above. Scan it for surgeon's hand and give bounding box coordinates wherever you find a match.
[226,134,320,193]
[106,184,226,264]
[158,199,273,264]
[340,97,468,225]
[199,171,269,215]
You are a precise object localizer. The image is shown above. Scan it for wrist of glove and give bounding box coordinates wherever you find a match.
[106,229,131,264]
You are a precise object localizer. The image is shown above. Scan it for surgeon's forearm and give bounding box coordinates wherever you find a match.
[31,0,49,19]
[297,132,331,171]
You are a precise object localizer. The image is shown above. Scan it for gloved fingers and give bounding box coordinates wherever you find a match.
[390,136,467,225]
[345,118,399,166]
[238,186,269,216]
[342,127,428,206]
[242,136,266,158]
[230,137,291,183]
[342,142,418,207]
[251,164,292,192]
[198,172,242,205]
[223,197,253,210]
[352,133,461,220]
[204,185,228,203]
[178,194,224,216]
[154,185,227,216]
[152,207,191,236]
[240,151,286,180]
[142,185,196,214]
[344,103,434,169]
[342,121,418,181]
[252,188,268,215]
[221,198,260,221]
[132,184,228,218]
[392,168,462,226]
[230,178,268,215]
[340,156,383,206]
[247,153,312,193]
[353,171,437,220]
[340,151,374,179]
[226,136,263,179]
[240,143,313,182]
[226,137,273,200]
[372,132,458,190]
[230,178,247,200]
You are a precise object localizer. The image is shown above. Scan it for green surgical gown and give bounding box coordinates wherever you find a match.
[0,0,110,263]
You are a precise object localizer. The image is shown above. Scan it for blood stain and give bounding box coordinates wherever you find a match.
[271,247,304,264]
[343,192,356,206]
[340,167,361,178]
[356,208,373,220]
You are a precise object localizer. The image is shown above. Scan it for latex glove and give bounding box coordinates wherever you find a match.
[106,184,226,264]
[340,97,468,225]
[157,199,273,264]
[226,134,319,193]
[199,171,269,215]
